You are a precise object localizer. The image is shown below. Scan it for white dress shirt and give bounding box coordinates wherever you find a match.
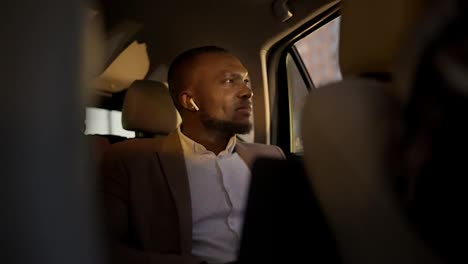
[177,129,251,264]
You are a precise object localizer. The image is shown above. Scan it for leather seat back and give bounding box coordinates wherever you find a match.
[122,80,180,137]
[301,78,441,264]
[300,0,445,262]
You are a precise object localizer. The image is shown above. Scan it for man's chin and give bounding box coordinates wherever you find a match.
[231,122,252,135]
[201,115,252,135]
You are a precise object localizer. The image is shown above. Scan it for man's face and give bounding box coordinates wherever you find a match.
[191,52,253,134]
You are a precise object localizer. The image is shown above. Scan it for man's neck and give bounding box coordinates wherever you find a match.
[181,124,233,155]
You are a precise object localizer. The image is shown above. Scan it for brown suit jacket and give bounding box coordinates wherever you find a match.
[98,132,285,264]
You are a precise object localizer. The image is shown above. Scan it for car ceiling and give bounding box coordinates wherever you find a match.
[88,0,338,143]
[92,0,337,93]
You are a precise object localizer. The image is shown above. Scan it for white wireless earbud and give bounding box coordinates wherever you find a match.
[189,98,199,111]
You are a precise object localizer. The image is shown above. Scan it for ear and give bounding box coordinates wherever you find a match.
[180,91,197,112]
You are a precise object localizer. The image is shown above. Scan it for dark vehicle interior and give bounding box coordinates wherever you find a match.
[2,0,467,263]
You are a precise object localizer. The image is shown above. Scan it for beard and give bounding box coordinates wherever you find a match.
[200,111,252,135]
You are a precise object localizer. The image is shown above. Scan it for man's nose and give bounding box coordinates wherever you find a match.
[238,83,253,99]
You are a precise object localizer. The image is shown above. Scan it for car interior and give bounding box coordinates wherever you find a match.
[2,0,466,263]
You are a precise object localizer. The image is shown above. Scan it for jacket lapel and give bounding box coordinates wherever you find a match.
[235,142,256,169]
[157,132,193,254]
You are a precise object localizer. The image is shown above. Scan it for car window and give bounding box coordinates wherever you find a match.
[84,107,135,138]
[295,16,342,87]
[285,15,341,154]
[286,53,309,153]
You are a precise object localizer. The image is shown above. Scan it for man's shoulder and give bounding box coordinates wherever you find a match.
[237,141,277,150]
[104,136,168,159]
[237,142,285,159]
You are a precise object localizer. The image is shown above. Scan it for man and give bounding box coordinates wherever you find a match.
[99,46,285,264]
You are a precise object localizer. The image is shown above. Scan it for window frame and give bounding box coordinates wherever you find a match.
[268,4,341,155]
[290,45,315,91]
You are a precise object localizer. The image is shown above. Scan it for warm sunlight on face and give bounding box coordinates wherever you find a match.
[191,52,253,134]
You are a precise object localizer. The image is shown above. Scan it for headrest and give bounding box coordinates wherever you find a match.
[301,78,439,263]
[122,80,179,135]
[339,0,426,76]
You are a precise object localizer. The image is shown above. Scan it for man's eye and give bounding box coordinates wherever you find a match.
[224,79,234,84]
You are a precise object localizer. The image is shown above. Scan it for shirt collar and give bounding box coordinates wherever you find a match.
[177,127,237,156]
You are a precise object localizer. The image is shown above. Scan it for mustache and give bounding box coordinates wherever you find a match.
[235,100,252,110]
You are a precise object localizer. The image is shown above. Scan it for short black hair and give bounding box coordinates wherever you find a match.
[167,46,229,111]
